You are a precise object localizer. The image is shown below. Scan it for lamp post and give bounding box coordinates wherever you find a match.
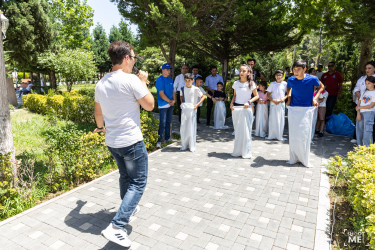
[0,10,14,157]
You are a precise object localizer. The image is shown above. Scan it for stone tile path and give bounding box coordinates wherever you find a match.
[0,116,353,249]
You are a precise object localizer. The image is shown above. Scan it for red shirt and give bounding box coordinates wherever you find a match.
[321,71,343,95]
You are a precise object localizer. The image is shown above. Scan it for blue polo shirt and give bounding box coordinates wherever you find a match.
[155,75,174,108]
[287,74,320,107]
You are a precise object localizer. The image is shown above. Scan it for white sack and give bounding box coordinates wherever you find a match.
[266,102,285,140]
[287,106,316,167]
[311,108,318,142]
[231,107,253,158]
[255,103,268,137]
[180,103,197,152]
[213,101,229,129]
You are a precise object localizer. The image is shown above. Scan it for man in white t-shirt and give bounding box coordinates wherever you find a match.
[205,66,224,125]
[316,65,324,80]
[94,41,154,248]
[174,64,189,122]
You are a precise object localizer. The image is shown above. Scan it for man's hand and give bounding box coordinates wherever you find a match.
[93,127,106,134]
[244,102,250,109]
[138,70,148,84]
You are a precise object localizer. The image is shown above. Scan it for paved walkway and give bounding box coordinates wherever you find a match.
[0,116,353,250]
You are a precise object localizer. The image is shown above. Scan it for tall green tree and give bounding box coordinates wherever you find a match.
[2,0,53,72]
[118,19,136,46]
[111,0,233,78]
[51,0,94,49]
[91,24,111,74]
[108,26,123,43]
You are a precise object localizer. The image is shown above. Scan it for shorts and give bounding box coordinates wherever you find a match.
[318,107,326,120]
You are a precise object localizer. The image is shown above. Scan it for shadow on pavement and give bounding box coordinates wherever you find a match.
[207,152,233,160]
[250,156,305,168]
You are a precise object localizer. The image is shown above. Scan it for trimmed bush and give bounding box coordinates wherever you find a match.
[329,144,375,247]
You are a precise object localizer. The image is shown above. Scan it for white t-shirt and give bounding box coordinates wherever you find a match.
[95,70,149,148]
[318,91,329,107]
[198,86,207,107]
[316,72,324,80]
[266,81,287,100]
[180,86,203,105]
[232,80,257,104]
[360,90,375,112]
[353,75,375,104]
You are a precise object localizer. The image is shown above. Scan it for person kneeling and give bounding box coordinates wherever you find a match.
[180,73,206,152]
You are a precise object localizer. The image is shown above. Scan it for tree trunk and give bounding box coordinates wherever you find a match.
[0,27,15,158]
[7,78,17,107]
[221,58,229,85]
[358,38,374,78]
[49,70,57,89]
[168,38,177,79]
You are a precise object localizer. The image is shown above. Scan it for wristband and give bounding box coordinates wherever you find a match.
[97,127,104,129]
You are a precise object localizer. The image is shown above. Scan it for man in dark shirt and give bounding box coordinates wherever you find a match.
[321,61,343,118]
[247,59,261,83]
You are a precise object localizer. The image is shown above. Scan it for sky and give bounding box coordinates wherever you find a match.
[87,0,138,36]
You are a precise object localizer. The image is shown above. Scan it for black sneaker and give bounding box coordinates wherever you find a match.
[315,130,319,134]
[318,131,324,137]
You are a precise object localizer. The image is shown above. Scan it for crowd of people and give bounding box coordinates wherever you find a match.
[92,40,374,248]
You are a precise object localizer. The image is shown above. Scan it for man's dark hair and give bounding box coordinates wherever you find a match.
[365,60,375,68]
[195,76,203,81]
[318,64,323,68]
[184,73,194,80]
[292,59,307,69]
[285,66,290,70]
[192,65,199,70]
[308,68,315,74]
[274,69,284,76]
[247,58,256,63]
[217,82,224,86]
[210,66,217,70]
[329,61,336,66]
[108,41,133,65]
[366,76,375,84]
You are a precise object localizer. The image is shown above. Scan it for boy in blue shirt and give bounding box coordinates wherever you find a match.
[286,59,324,167]
[155,63,176,148]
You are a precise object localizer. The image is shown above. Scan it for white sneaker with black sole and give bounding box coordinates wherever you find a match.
[101,224,131,248]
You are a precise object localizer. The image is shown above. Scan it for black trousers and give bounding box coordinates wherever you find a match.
[206,91,214,125]
[197,107,201,123]
[176,91,182,123]
[325,95,337,118]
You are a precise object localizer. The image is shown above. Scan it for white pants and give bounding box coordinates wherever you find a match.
[231,107,253,158]
[213,101,228,129]
[255,103,268,137]
[287,106,316,167]
[180,103,197,152]
[267,102,285,140]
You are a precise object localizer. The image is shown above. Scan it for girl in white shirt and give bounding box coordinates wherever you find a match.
[266,70,288,141]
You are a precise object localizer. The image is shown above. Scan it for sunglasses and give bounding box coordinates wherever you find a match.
[328,65,334,67]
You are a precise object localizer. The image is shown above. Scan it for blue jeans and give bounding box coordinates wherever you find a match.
[107,141,148,229]
[158,106,173,142]
[356,111,375,146]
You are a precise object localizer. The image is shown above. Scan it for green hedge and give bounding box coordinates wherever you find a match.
[23,90,159,151]
[329,144,375,248]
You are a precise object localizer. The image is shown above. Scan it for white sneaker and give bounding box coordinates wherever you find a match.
[350,139,357,144]
[101,224,131,248]
[156,142,161,148]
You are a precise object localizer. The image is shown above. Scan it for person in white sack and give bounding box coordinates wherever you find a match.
[180,73,206,152]
[286,59,324,167]
[255,81,269,137]
[230,64,259,158]
[209,82,229,129]
[266,69,288,141]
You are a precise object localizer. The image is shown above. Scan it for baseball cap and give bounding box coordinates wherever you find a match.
[162,63,172,69]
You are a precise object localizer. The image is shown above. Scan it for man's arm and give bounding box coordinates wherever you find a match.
[94,102,106,133]
[137,71,155,111]
[195,95,206,109]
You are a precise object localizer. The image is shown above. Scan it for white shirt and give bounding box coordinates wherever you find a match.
[26,84,33,91]
[205,74,224,91]
[180,86,203,105]
[353,75,375,104]
[173,73,185,92]
[318,91,329,107]
[95,70,148,148]
[198,86,207,107]
[316,71,324,80]
[266,81,287,100]
[232,80,257,104]
[360,90,375,112]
